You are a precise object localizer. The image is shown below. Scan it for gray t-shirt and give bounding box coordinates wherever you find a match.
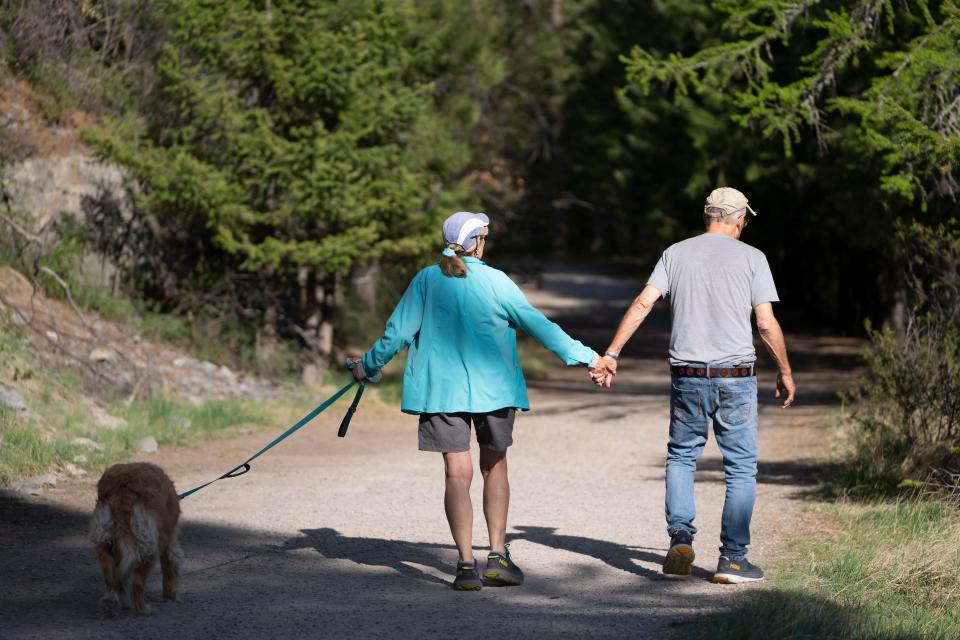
[647,233,779,366]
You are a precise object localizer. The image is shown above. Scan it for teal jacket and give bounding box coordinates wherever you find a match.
[362,257,598,414]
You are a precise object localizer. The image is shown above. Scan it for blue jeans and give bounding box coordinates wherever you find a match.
[665,369,758,560]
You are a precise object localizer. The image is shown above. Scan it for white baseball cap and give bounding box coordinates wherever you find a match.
[442,211,489,250]
[704,187,757,219]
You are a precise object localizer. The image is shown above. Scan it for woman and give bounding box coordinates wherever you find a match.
[351,211,600,591]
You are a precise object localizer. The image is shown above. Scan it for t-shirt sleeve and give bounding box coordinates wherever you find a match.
[751,254,780,307]
[646,252,670,298]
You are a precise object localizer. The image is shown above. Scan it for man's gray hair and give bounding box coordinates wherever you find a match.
[704,210,746,226]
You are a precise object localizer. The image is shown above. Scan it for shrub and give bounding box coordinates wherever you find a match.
[847,222,960,488]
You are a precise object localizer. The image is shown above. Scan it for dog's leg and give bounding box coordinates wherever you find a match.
[131,558,156,614]
[95,543,121,617]
[160,536,183,601]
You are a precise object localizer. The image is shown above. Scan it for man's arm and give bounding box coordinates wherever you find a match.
[754,302,795,408]
[592,284,662,387]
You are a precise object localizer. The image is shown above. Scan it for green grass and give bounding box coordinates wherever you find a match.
[0,409,76,484]
[684,500,960,640]
[0,392,283,487]
[0,324,300,486]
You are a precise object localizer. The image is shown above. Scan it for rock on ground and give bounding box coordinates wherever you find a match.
[0,383,28,412]
[69,437,102,452]
[138,436,158,453]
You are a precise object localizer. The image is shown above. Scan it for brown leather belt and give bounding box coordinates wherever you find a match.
[671,365,754,378]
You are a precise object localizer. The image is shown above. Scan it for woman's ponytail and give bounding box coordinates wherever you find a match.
[439,245,468,278]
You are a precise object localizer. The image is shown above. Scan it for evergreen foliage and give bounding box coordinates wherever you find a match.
[622,0,960,204]
[89,0,479,366]
[612,0,959,327]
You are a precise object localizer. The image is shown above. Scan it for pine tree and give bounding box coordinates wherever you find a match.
[94,0,474,370]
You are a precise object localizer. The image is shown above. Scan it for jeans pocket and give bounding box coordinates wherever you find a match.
[718,387,754,426]
[671,388,702,423]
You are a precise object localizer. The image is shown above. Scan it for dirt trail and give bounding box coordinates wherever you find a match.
[0,264,864,639]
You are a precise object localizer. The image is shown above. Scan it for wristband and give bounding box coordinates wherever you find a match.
[604,351,619,361]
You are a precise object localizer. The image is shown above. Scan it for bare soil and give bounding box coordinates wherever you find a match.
[0,263,865,639]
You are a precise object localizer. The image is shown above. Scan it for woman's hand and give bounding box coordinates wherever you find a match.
[348,357,383,383]
[348,357,366,381]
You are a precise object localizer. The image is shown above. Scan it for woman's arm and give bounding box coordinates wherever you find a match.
[361,272,427,376]
[498,274,598,367]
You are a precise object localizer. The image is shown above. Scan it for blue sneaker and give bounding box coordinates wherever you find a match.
[452,560,482,591]
[713,555,764,584]
[482,546,524,586]
[662,530,695,576]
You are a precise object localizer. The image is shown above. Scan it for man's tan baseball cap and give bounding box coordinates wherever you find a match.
[704,186,757,219]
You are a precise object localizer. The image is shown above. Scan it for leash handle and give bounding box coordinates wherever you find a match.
[223,463,251,478]
[338,381,366,438]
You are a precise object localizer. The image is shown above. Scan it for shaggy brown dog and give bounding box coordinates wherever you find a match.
[89,462,182,616]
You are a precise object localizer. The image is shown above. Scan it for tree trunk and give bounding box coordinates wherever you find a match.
[256,301,278,366]
[551,0,563,28]
[886,272,908,340]
[297,270,336,384]
[349,260,379,312]
[318,276,336,364]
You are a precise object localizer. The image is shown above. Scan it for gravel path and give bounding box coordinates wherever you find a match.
[0,264,864,639]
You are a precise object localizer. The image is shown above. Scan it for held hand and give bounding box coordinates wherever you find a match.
[588,368,612,387]
[589,355,618,388]
[589,370,613,388]
[776,371,796,408]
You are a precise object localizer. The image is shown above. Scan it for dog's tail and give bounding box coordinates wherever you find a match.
[90,499,160,577]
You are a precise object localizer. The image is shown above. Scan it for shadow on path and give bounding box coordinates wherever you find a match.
[285,527,451,586]
[510,525,714,581]
[281,525,717,584]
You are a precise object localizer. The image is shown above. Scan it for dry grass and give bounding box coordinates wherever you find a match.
[859,500,960,613]
[687,498,960,640]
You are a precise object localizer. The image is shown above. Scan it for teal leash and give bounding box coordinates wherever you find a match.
[178,380,365,500]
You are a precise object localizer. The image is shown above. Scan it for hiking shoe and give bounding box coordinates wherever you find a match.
[452,560,482,591]
[713,555,764,584]
[662,530,695,576]
[482,546,524,586]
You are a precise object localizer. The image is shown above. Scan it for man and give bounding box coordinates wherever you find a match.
[593,187,795,584]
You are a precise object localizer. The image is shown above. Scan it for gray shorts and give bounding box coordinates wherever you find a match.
[418,408,516,452]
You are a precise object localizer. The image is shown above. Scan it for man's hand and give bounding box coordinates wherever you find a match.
[755,303,795,408]
[589,355,618,388]
[776,371,796,408]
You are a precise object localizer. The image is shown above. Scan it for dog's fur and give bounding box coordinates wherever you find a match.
[89,462,182,616]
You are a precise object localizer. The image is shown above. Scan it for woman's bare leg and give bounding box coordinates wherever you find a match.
[479,448,509,552]
[443,451,474,562]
